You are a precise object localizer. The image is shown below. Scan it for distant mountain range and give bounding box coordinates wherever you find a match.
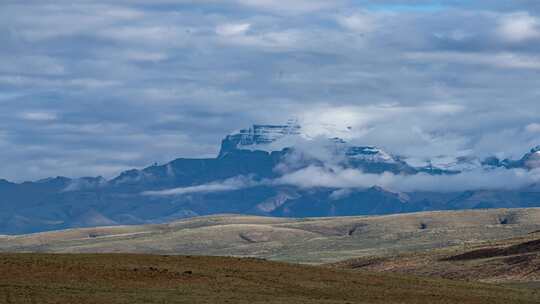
[1,122,539,234]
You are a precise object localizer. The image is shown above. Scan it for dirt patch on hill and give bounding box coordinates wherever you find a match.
[443,239,540,261]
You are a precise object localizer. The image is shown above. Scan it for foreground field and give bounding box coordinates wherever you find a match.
[331,231,540,287]
[2,208,540,264]
[0,253,539,304]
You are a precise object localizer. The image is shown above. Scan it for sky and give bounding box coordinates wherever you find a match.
[1,0,540,182]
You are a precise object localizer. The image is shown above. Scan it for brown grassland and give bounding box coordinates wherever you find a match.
[331,231,540,286]
[2,208,540,264]
[0,253,539,304]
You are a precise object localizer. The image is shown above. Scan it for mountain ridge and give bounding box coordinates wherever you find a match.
[0,123,539,234]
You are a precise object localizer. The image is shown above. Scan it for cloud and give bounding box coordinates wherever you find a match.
[19,112,58,122]
[234,0,341,13]
[8,3,144,41]
[141,162,540,197]
[406,52,540,70]
[527,123,540,133]
[123,51,168,62]
[498,12,540,43]
[337,12,379,33]
[275,165,540,192]
[98,26,186,44]
[1,0,540,182]
[142,176,256,196]
[216,23,251,36]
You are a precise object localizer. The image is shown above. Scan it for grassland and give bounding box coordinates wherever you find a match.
[1,253,539,304]
[2,209,540,302]
[2,208,540,264]
[331,230,540,287]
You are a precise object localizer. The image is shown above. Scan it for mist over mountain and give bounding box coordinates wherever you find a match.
[0,122,539,235]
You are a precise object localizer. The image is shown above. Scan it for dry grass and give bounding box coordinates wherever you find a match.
[0,253,539,304]
[330,232,540,285]
[2,208,540,264]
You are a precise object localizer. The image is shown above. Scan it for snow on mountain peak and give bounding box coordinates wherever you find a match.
[219,120,302,156]
[219,121,399,164]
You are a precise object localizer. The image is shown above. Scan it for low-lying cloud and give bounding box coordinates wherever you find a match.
[142,175,256,196]
[142,164,540,197]
[275,165,540,193]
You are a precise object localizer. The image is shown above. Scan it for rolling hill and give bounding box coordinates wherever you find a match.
[2,208,540,265]
[331,228,540,286]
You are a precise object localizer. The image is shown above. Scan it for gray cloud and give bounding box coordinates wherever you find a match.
[0,1,539,181]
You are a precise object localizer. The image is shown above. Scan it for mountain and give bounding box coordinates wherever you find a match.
[484,146,540,170]
[218,122,301,157]
[0,122,539,234]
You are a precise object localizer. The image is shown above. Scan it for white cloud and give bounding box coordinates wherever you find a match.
[498,12,540,43]
[526,123,540,133]
[234,0,340,13]
[67,78,122,89]
[275,165,540,192]
[142,176,255,196]
[406,51,540,70]
[215,27,303,50]
[0,75,120,89]
[298,103,464,142]
[98,26,189,45]
[124,51,168,62]
[19,112,58,122]
[216,23,251,36]
[337,12,379,33]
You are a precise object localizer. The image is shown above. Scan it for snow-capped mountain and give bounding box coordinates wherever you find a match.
[219,120,301,157]
[0,122,538,235]
[219,122,412,174]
